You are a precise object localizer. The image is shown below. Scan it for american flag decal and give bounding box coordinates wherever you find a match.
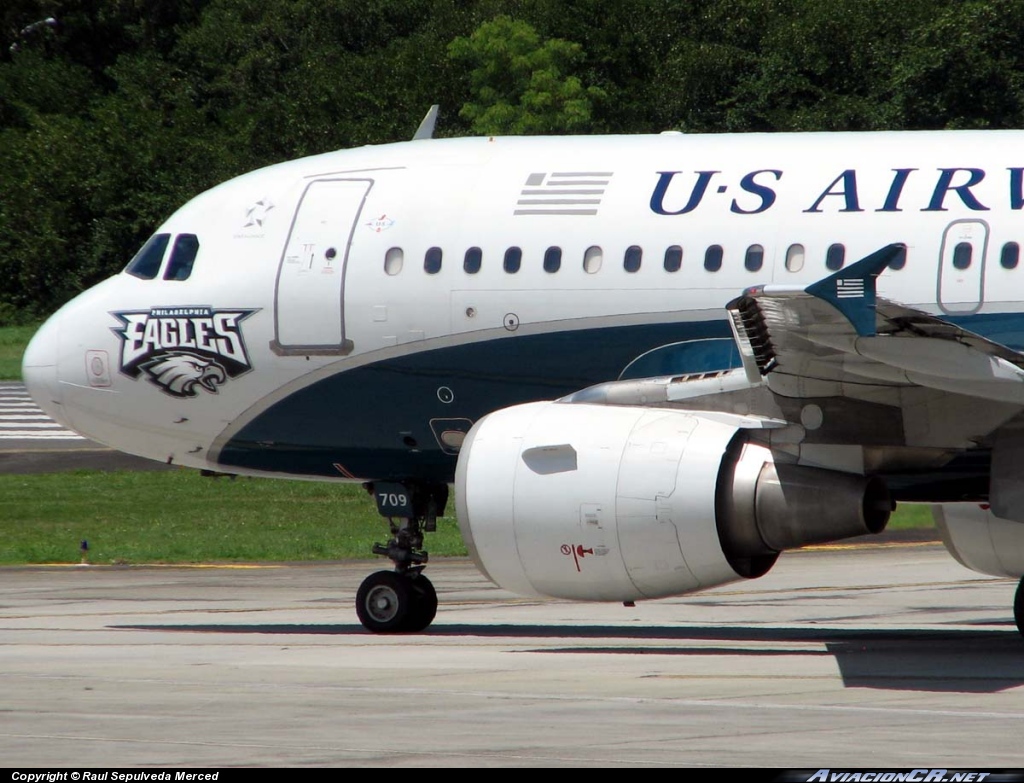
[514,172,613,216]
[835,279,865,299]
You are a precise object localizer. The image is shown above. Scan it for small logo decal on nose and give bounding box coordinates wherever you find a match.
[243,198,274,229]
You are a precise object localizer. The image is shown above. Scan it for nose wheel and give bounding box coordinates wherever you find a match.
[406,571,438,632]
[355,570,438,633]
[356,571,411,632]
[1015,577,1024,639]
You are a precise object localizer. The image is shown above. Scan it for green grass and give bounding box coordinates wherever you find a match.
[0,469,466,565]
[0,468,933,565]
[886,503,933,529]
[0,322,39,380]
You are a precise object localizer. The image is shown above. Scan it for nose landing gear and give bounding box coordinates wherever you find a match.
[355,481,447,633]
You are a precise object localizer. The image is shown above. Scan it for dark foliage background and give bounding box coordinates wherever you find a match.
[3,0,1022,322]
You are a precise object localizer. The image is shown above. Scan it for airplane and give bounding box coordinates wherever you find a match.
[20,110,1024,636]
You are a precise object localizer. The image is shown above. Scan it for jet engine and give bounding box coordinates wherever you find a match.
[933,503,1024,578]
[455,402,891,602]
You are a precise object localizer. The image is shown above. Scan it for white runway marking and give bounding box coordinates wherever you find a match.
[0,382,85,440]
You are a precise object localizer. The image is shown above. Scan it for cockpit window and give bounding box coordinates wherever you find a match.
[125,233,170,280]
[163,234,200,281]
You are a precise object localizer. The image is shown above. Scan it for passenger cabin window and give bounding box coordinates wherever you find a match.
[384,247,404,275]
[624,245,642,273]
[663,245,682,272]
[1002,242,1020,269]
[504,246,522,273]
[163,234,200,281]
[704,245,723,272]
[424,246,442,274]
[889,243,908,270]
[826,243,846,271]
[785,244,805,272]
[543,246,562,273]
[125,233,170,280]
[583,245,603,274]
[953,242,973,270]
[744,244,764,272]
[464,247,482,274]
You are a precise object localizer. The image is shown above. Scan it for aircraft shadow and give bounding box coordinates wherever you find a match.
[111,622,1024,693]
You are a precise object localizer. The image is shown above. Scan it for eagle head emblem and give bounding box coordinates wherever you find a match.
[140,352,228,397]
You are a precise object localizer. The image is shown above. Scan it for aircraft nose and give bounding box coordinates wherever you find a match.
[22,315,68,428]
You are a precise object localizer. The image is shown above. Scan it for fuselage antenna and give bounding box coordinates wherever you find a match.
[412,105,440,140]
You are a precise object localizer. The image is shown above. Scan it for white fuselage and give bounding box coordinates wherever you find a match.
[23,130,1024,480]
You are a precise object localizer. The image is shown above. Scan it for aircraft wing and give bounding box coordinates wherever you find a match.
[565,243,1024,492]
[726,244,1024,407]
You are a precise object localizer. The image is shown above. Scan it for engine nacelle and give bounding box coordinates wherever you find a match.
[455,402,891,602]
[934,503,1024,578]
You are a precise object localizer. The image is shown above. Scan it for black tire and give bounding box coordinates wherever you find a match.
[1015,577,1024,640]
[356,570,412,633]
[404,574,438,633]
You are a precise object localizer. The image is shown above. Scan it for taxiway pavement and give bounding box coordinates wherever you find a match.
[3,547,1024,768]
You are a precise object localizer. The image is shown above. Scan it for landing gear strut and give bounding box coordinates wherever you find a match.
[355,481,447,633]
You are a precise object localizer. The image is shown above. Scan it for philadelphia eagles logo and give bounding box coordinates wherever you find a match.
[111,306,257,398]
[140,353,228,397]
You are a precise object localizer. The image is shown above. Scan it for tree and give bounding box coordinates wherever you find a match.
[448,15,604,135]
[888,0,1024,129]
